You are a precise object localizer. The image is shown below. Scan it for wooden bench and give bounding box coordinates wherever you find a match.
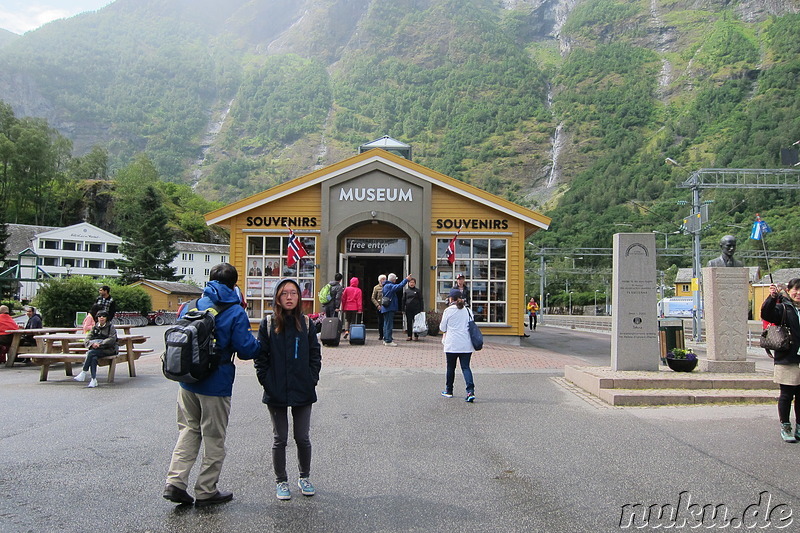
[26,349,152,382]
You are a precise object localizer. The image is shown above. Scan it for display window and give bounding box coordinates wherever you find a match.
[246,235,316,317]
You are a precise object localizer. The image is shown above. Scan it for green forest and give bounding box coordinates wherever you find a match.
[1,0,799,303]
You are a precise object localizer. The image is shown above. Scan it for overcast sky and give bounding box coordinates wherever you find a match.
[0,1,113,34]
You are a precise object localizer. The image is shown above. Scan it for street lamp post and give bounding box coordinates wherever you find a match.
[569,291,574,315]
[594,289,599,315]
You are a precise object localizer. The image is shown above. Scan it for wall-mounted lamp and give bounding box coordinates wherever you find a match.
[430,265,437,270]
[371,210,378,224]
[314,264,321,269]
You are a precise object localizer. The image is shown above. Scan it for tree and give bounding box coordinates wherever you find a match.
[117,184,178,283]
[33,276,98,327]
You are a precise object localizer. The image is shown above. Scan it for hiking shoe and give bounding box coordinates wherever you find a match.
[276,481,291,500]
[87,378,98,388]
[383,341,397,347]
[441,391,453,398]
[465,392,476,403]
[297,477,315,496]
[781,423,797,443]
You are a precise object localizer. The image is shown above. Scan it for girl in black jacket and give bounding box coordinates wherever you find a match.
[255,278,322,500]
[761,279,800,443]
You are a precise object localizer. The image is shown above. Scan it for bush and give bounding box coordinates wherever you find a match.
[110,285,152,315]
[33,276,98,327]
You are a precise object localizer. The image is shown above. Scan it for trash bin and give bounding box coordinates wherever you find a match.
[659,318,685,365]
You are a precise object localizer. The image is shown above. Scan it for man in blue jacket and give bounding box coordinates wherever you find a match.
[163,263,261,507]
[381,273,413,346]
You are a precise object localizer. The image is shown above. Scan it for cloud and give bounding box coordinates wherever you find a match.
[0,7,72,34]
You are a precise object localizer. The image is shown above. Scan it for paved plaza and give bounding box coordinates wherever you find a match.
[1,326,797,532]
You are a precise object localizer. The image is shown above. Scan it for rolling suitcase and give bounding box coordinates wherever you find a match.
[320,316,341,347]
[349,313,366,345]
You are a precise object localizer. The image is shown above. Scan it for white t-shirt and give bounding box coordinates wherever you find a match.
[440,304,473,353]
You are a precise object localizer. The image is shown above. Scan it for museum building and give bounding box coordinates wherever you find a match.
[205,138,551,343]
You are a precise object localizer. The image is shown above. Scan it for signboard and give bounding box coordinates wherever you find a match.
[346,238,407,254]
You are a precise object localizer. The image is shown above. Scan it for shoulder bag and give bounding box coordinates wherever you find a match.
[467,308,483,351]
[760,304,791,356]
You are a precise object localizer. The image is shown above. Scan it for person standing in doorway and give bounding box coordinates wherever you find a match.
[371,274,387,341]
[402,278,424,341]
[255,278,322,500]
[163,263,261,507]
[440,290,476,402]
[381,273,412,346]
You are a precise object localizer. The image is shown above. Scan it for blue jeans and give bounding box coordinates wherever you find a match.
[83,348,113,378]
[383,311,395,343]
[445,352,474,395]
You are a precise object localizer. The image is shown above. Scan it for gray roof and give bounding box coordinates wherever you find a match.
[756,268,800,285]
[133,280,204,295]
[4,223,59,256]
[173,241,229,254]
[360,135,410,149]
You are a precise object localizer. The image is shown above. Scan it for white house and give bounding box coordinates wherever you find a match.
[171,241,229,285]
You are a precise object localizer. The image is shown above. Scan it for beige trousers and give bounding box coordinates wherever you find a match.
[165,387,231,498]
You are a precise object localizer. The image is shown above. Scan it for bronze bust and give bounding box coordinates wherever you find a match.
[707,235,744,267]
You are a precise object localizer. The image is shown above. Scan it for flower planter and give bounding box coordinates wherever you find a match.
[666,357,698,372]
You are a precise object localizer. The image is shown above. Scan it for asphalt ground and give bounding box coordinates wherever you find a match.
[1,325,796,532]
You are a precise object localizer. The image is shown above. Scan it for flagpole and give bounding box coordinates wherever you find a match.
[439,225,463,264]
[761,231,773,283]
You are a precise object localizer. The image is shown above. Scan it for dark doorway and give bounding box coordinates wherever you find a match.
[345,256,405,330]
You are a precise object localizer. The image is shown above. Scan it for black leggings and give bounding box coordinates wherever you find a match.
[778,384,800,424]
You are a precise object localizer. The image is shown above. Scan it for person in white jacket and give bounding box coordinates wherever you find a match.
[439,289,476,402]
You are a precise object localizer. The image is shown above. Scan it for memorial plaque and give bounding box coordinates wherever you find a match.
[701,267,755,372]
[611,233,659,371]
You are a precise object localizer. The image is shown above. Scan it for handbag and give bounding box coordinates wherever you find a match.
[467,308,483,351]
[412,312,427,334]
[760,305,791,355]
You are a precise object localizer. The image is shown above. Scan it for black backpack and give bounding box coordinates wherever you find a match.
[162,299,236,383]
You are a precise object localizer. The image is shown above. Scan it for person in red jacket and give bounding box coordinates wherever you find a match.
[340,277,363,340]
[0,305,19,363]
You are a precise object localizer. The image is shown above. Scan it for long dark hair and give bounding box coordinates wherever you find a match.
[273,280,303,333]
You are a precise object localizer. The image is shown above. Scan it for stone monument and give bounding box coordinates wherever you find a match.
[701,267,755,372]
[611,233,659,371]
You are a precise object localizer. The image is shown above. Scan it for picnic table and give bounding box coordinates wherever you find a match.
[3,324,134,367]
[27,332,151,382]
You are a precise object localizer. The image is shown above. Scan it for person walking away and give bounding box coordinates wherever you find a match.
[402,278,424,341]
[163,263,261,507]
[762,280,800,443]
[440,290,476,402]
[74,310,117,388]
[340,277,363,340]
[94,285,117,322]
[526,298,539,331]
[0,305,19,364]
[371,274,387,341]
[381,273,412,346]
[255,279,322,500]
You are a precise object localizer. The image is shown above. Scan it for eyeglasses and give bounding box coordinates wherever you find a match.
[280,291,299,297]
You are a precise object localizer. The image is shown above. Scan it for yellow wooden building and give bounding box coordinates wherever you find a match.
[128,279,203,312]
[205,145,551,343]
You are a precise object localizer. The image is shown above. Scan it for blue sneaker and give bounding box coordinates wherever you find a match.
[781,423,797,443]
[465,392,476,403]
[441,391,453,398]
[276,481,291,500]
[298,477,315,496]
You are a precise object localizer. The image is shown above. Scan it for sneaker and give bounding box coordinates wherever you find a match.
[441,391,453,398]
[781,423,797,443]
[383,341,398,347]
[465,392,476,403]
[297,477,315,496]
[276,481,291,500]
[74,371,88,382]
[88,378,98,388]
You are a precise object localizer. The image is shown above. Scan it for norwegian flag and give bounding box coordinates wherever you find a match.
[286,227,308,267]
[445,227,461,265]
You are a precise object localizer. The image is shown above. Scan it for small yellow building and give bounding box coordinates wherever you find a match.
[128,279,204,312]
[205,144,551,343]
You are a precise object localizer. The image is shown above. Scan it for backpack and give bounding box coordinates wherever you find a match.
[162,299,236,383]
[318,283,332,304]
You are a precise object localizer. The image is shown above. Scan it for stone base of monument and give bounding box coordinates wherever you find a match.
[564,365,778,407]
[699,359,756,373]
